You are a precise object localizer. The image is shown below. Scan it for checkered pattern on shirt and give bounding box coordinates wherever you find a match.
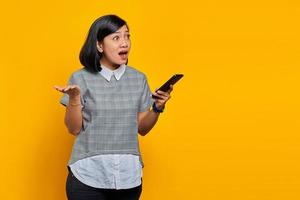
[60,66,154,167]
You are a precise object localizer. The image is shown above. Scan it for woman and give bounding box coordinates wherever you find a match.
[54,14,173,200]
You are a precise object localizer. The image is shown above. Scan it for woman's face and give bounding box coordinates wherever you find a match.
[97,25,131,69]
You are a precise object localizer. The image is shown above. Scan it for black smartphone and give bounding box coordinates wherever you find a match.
[152,74,184,99]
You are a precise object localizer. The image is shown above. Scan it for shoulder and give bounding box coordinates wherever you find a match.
[69,67,96,80]
[126,65,147,80]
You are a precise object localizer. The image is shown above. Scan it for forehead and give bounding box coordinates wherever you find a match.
[112,25,129,34]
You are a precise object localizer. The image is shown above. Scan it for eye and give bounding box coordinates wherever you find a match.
[126,34,131,39]
[113,36,119,40]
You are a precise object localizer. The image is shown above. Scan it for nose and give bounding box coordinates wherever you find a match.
[120,37,129,48]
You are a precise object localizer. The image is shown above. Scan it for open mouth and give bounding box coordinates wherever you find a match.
[118,50,128,55]
[118,50,128,59]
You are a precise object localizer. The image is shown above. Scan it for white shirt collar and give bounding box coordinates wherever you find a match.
[99,64,126,81]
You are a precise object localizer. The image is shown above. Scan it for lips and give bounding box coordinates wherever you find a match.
[118,50,128,60]
[118,50,128,55]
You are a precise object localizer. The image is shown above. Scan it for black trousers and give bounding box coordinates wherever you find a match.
[66,168,143,200]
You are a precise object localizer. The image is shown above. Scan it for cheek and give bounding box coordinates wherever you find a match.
[107,44,119,53]
[102,40,116,53]
[103,47,118,58]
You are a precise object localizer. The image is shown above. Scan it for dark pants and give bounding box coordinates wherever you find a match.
[66,168,143,200]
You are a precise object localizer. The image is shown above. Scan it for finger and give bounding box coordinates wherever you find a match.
[157,98,166,104]
[53,85,61,90]
[155,95,168,102]
[155,100,166,108]
[54,85,67,92]
[156,90,170,98]
[152,93,164,100]
[154,97,163,103]
[152,91,161,96]
[156,90,167,95]
[63,86,72,92]
[158,93,171,102]
[154,91,168,98]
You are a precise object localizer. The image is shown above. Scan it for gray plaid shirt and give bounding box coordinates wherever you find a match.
[60,65,154,167]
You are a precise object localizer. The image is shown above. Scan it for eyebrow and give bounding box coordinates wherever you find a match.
[114,30,129,33]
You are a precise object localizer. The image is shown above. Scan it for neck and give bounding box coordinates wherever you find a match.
[100,60,121,71]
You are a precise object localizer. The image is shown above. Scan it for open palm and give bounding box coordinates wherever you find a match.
[53,84,81,98]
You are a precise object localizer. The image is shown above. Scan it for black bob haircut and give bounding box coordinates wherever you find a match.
[79,15,128,73]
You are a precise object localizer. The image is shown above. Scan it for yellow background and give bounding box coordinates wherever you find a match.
[0,0,299,199]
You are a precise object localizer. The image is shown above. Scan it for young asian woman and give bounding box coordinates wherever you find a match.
[54,14,173,200]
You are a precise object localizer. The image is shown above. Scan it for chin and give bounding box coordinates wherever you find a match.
[119,60,128,65]
[111,57,128,66]
[111,61,126,68]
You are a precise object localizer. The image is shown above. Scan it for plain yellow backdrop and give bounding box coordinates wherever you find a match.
[0,0,299,199]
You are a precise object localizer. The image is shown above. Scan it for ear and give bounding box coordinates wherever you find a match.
[96,41,103,53]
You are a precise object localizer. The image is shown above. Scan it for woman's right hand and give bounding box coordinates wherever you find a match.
[53,85,81,99]
[54,84,83,136]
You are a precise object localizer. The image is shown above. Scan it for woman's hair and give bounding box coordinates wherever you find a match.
[79,14,128,72]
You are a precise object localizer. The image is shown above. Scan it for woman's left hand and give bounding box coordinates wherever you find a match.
[152,85,173,110]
